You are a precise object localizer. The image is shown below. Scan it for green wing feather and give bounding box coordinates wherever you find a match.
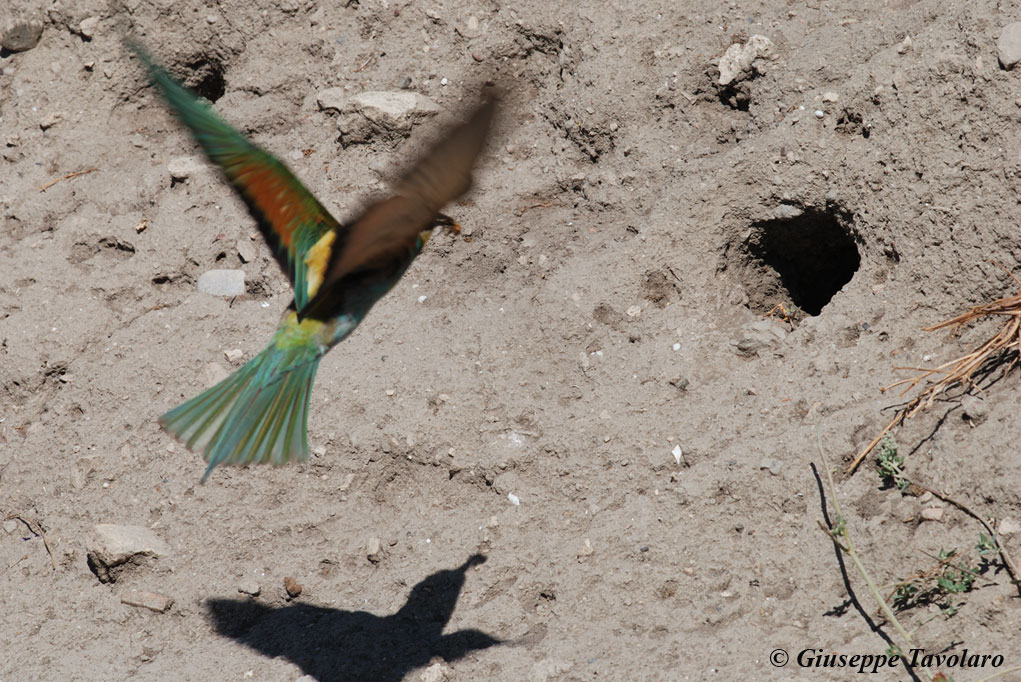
[160,336,321,482]
[130,41,339,310]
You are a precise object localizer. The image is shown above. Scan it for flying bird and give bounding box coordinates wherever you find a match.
[131,42,496,481]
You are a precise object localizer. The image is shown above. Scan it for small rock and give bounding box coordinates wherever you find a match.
[625,305,642,318]
[198,270,246,297]
[237,580,261,596]
[669,376,689,391]
[87,524,170,584]
[69,457,96,490]
[1,19,44,53]
[418,662,452,682]
[343,91,442,132]
[2,519,17,534]
[236,238,258,264]
[671,445,682,466]
[312,444,326,456]
[897,35,913,54]
[507,492,520,506]
[774,203,803,220]
[134,218,148,233]
[366,537,382,563]
[78,16,99,39]
[578,538,594,559]
[733,318,788,357]
[821,92,840,103]
[296,676,317,682]
[960,395,988,425]
[759,458,783,475]
[167,156,204,181]
[224,348,244,364]
[998,518,1021,536]
[39,112,64,130]
[717,34,775,85]
[920,507,944,522]
[998,22,1021,70]
[283,576,302,598]
[121,590,174,613]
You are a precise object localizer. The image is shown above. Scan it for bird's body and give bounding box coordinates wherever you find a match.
[131,42,495,480]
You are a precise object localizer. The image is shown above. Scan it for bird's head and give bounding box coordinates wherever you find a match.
[419,213,460,247]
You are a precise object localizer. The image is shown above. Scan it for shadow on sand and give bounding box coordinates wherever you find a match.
[207,554,500,682]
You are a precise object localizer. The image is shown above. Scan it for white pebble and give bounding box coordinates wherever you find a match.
[814,109,824,118]
[671,445,682,465]
[507,493,520,506]
[417,295,427,303]
[672,343,681,351]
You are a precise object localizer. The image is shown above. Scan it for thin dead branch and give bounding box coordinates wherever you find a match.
[40,167,98,192]
[4,514,57,570]
[848,269,1021,474]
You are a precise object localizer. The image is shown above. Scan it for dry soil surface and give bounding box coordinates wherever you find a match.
[3,1,1021,681]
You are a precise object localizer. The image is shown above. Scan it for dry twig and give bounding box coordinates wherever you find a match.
[816,431,915,651]
[4,514,57,570]
[848,268,1021,474]
[40,167,98,192]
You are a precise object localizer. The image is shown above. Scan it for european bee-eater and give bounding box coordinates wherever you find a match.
[131,43,496,481]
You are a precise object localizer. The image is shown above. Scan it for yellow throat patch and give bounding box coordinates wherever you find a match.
[304,230,337,299]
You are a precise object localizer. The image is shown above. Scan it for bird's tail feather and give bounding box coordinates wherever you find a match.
[160,344,321,482]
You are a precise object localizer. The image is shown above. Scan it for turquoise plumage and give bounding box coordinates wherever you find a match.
[131,41,496,480]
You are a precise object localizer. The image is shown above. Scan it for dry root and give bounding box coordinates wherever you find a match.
[848,267,1021,474]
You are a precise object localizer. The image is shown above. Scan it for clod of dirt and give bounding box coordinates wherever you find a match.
[283,575,302,599]
[197,269,245,297]
[86,524,171,584]
[324,90,442,145]
[997,22,1021,70]
[367,536,383,563]
[1,18,43,53]
[120,590,174,613]
[717,35,775,86]
[237,580,260,596]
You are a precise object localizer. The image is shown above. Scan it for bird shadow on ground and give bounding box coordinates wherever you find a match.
[206,554,501,682]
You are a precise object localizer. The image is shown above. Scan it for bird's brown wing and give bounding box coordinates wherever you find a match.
[312,97,497,298]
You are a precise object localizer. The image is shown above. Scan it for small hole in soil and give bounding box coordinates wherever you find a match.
[185,56,226,102]
[739,207,861,317]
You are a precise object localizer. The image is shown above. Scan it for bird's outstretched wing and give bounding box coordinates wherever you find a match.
[131,41,339,310]
[301,97,497,320]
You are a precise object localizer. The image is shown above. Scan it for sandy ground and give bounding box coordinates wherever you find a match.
[4,0,1021,680]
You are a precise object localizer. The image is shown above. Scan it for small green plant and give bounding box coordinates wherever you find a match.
[977,533,997,557]
[830,515,846,536]
[888,547,980,617]
[875,435,909,491]
[892,583,918,610]
[936,568,976,595]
